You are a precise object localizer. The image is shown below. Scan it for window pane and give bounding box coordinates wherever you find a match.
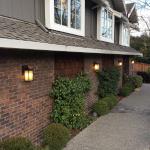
[55,8,61,24]
[76,0,81,16]
[71,0,81,29]
[54,0,68,26]
[54,0,61,8]
[62,0,68,26]
[76,16,81,29]
[100,8,113,40]
[71,0,75,28]
[122,24,129,45]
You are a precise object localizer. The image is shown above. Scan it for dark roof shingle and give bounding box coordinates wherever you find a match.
[0,16,140,55]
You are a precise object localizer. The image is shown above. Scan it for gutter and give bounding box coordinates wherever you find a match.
[0,38,143,57]
[34,0,49,33]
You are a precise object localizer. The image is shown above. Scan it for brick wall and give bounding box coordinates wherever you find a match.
[84,54,102,109]
[0,50,126,144]
[54,53,102,110]
[55,53,84,78]
[0,50,54,144]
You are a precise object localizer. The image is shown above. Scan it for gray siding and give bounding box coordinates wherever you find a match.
[0,0,45,23]
[107,0,114,9]
[35,0,45,24]
[0,0,120,42]
[85,0,97,38]
[114,20,120,44]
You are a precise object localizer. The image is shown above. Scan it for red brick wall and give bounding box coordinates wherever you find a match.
[0,50,54,144]
[84,54,102,109]
[102,55,114,69]
[55,53,84,78]
[54,53,101,110]
[0,50,126,144]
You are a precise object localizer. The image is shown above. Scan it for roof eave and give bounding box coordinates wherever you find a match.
[0,38,143,57]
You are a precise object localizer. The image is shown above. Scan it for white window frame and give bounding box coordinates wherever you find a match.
[45,0,85,36]
[97,7,115,43]
[119,23,130,47]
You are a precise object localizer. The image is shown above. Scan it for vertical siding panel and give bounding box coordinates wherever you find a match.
[85,0,97,38]
[11,0,23,19]
[0,0,35,23]
[22,0,35,22]
[35,0,45,24]
[0,0,12,17]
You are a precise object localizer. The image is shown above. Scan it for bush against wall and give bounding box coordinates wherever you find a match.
[0,137,35,150]
[43,123,70,150]
[120,75,143,97]
[120,83,134,97]
[51,73,91,129]
[137,72,150,83]
[92,95,118,116]
[97,67,120,98]
[125,75,143,89]
[92,100,109,116]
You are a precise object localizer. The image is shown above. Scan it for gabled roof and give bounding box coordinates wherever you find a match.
[0,16,142,56]
[91,0,127,14]
[126,3,138,23]
[91,0,138,24]
[112,0,127,14]
[126,3,134,13]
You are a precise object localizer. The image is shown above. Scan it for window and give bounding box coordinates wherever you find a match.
[45,0,85,36]
[97,7,114,43]
[120,23,130,46]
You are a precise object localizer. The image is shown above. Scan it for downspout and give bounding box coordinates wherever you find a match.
[34,0,49,33]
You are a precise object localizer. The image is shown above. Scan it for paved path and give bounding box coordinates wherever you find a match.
[64,84,150,150]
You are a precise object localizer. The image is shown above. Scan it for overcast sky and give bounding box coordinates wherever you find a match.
[125,0,150,36]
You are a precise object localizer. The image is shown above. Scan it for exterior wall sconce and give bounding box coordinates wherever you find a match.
[93,63,100,72]
[118,61,123,66]
[22,65,34,81]
[131,60,135,64]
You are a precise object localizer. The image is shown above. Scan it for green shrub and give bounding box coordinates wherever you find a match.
[101,95,118,110]
[51,73,91,129]
[120,83,134,97]
[126,75,143,89]
[92,101,109,116]
[147,67,150,74]
[137,72,150,83]
[43,123,70,150]
[97,67,120,98]
[0,137,35,150]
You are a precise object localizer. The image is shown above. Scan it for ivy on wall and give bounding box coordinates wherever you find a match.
[51,73,91,129]
[97,67,120,98]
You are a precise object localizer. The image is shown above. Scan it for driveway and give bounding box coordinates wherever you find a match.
[64,84,150,150]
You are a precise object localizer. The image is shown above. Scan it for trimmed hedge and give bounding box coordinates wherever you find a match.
[0,137,35,150]
[92,100,109,116]
[137,72,150,83]
[51,73,91,129]
[43,123,70,150]
[92,95,118,116]
[97,67,120,98]
[120,83,134,97]
[102,95,118,110]
[127,75,143,88]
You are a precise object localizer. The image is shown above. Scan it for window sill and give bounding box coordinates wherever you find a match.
[98,36,114,43]
[46,23,85,37]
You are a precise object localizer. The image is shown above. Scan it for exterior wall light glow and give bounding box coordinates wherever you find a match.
[131,60,135,64]
[22,65,34,81]
[118,61,123,66]
[94,63,100,71]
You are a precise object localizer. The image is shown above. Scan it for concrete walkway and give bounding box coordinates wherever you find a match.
[64,84,150,150]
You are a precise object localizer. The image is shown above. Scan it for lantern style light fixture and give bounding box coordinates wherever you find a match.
[118,61,123,66]
[22,65,34,82]
[93,63,100,72]
[131,60,135,64]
